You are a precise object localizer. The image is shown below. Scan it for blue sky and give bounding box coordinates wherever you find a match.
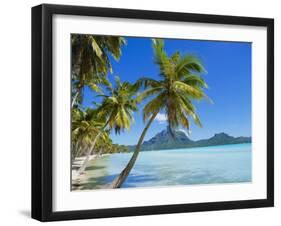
[82,37,252,145]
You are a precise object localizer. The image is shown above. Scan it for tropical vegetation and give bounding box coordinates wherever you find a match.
[109,39,209,188]
[71,35,209,189]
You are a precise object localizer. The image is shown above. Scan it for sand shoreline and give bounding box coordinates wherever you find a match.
[72,154,110,181]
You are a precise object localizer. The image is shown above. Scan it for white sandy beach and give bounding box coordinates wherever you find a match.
[72,154,110,181]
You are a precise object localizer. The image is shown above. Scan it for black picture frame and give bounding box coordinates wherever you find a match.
[32,4,274,222]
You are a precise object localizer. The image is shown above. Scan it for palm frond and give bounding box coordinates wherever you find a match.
[143,92,166,122]
[152,39,174,79]
[183,74,208,88]
[173,81,205,99]
[136,87,164,103]
[135,77,163,88]
[176,54,206,78]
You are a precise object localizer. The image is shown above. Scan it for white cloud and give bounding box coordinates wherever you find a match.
[155,113,167,124]
[178,128,191,137]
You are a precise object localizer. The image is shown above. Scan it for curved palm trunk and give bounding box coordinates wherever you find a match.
[75,120,109,178]
[109,111,158,188]
[71,142,81,164]
[72,84,84,107]
[71,91,80,107]
[76,131,102,176]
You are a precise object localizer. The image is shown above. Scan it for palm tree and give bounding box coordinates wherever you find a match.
[75,77,139,177]
[71,108,109,175]
[109,39,210,188]
[71,35,126,107]
[97,77,139,134]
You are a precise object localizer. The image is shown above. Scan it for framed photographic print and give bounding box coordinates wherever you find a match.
[32,4,274,221]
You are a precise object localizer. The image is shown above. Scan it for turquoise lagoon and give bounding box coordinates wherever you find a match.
[78,143,252,190]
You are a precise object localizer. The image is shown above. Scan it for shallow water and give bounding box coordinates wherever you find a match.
[76,143,252,190]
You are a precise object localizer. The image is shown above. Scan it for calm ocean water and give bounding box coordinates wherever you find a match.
[78,143,252,190]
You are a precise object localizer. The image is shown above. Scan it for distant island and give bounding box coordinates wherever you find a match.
[127,128,251,152]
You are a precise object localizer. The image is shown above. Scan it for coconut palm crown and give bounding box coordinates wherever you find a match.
[71,35,126,106]
[137,39,210,135]
[71,108,109,159]
[96,76,139,134]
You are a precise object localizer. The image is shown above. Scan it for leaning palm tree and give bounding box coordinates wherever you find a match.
[72,108,109,177]
[71,35,126,107]
[75,77,139,177]
[109,39,210,188]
